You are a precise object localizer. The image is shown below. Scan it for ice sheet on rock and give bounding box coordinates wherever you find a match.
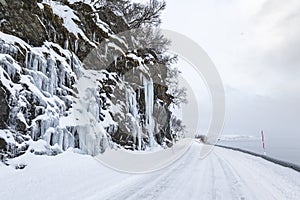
[125,86,142,150]
[142,75,156,148]
[69,70,111,155]
[0,55,22,96]
[0,35,87,153]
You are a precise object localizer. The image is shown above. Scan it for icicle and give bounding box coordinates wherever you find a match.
[64,39,69,49]
[125,87,138,149]
[143,76,155,147]
[92,32,96,42]
[74,40,78,53]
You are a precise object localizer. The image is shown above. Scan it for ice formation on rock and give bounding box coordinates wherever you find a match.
[0,0,181,161]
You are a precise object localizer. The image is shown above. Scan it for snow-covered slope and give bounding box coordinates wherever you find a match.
[0,142,299,200]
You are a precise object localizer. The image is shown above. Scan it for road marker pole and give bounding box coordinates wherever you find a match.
[261,130,266,155]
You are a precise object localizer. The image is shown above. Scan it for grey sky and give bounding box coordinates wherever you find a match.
[160,0,300,139]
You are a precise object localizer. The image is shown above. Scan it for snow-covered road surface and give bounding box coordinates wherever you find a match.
[1,142,300,200]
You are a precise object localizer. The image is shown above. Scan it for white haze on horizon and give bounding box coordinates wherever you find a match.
[160,0,300,142]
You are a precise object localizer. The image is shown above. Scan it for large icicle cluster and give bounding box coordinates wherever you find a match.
[0,32,112,158]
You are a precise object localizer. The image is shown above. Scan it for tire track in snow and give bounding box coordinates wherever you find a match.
[214,147,300,200]
[99,144,194,200]
[212,151,255,200]
[124,144,196,200]
[89,143,300,200]
[214,147,279,200]
[209,156,217,200]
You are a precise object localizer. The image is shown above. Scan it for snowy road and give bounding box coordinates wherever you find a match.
[1,142,300,200]
[97,143,300,200]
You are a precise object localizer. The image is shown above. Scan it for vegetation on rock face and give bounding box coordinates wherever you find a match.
[0,0,186,159]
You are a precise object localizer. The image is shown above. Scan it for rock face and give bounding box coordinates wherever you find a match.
[0,0,47,47]
[0,0,182,159]
[0,86,9,129]
[0,137,7,151]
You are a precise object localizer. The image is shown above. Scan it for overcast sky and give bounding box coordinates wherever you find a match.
[160,0,300,139]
